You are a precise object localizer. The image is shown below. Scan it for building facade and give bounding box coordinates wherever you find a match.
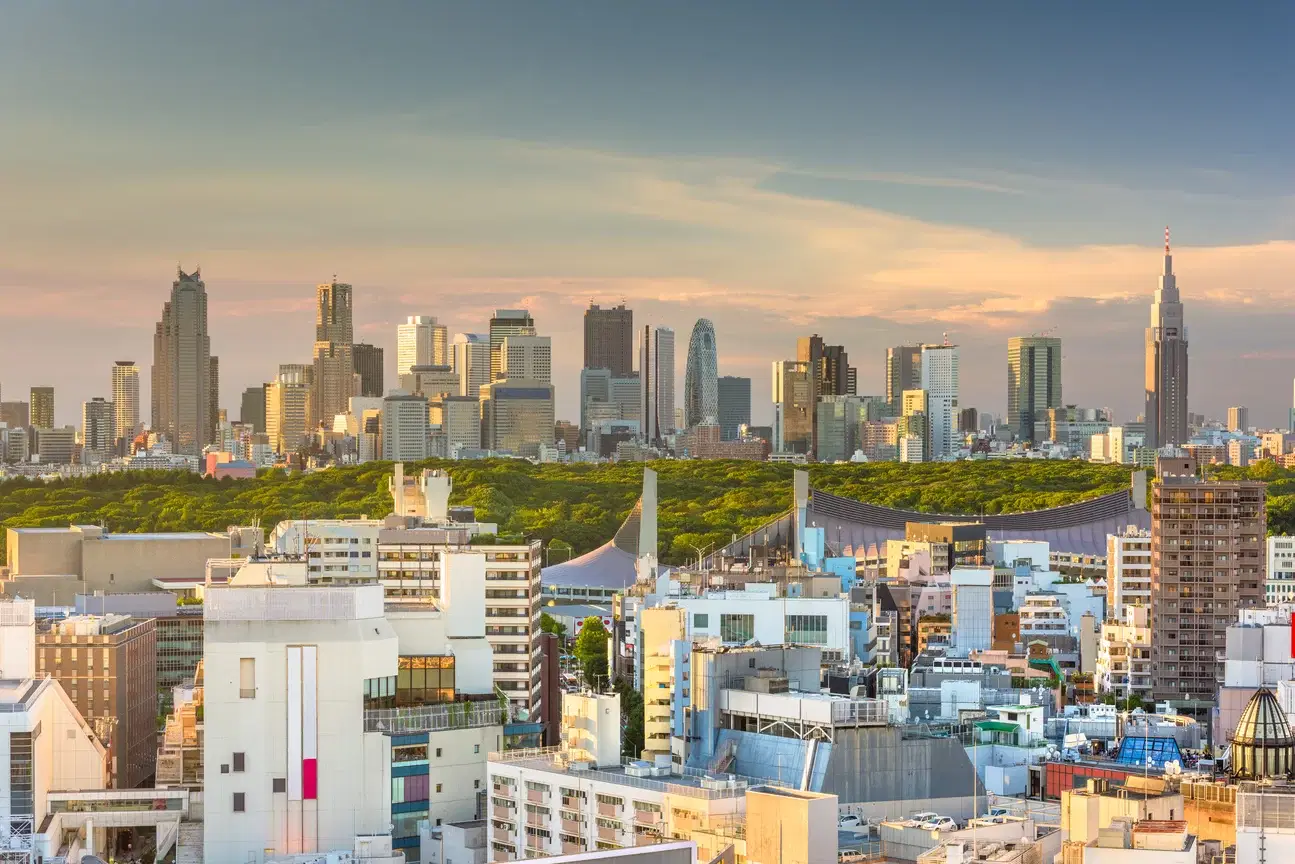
[772,360,812,455]
[500,336,553,383]
[920,343,959,460]
[1007,336,1062,444]
[383,393,431,461]
[453,333,492,399]
[399,315,449,378]
[1144,232,1190,452]
[583,303,634,377]
[353,343,384,398]
[1268,536,1295,604]
[480,380,555,458]
[682,319,719,429]
[111,361,140,447]
[489,311,536,382]
[36,615,157,788]
[716,376,751,442]
[81,397,116,462]
[266,364,312,455]
[152,267,213,455]
[1150,457,1265,704]
[30,386,54,430]
[312,280,356,429]
[1107,527,1152,622]
[885,345,922,417]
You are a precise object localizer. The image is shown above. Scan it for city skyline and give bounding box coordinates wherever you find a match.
[9,5,1295,428]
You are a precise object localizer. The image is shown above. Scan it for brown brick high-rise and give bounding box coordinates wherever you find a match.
[1151,457,1265,706]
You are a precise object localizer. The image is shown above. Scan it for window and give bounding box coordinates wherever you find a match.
[233,792,245,813]
[436,783,443,793]
[693,613,709,629]
[239,658,256,698]
[395,655,456,707]
[474,744,481,754]
[436,747,443,758]
[273,778,286,793]
[364,675,396,710]
[475,779,481,789]
[233,752,245,772]
[720,614,755,643]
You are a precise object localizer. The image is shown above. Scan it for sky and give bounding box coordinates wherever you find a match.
[5,2,1295,428]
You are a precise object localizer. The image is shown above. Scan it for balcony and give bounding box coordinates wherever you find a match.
[493,827,512,843]
[492,783,515,797]
[597,825,620,842]
[492,804,514,820]
[562,840,584,855]
[528,788,550,804]
[561,814,584,834]
[526,811,547,828]
[597,801,620,818]
[365,701,504,734]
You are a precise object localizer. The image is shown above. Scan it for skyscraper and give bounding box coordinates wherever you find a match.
[584,303,633,377]
[352,343,383,398]
[489,310,536,382]
[717,376,752,441]
[500,335,552,382]
[654,327,675,436]
[312,280,355,429]
[397,315,448,378]
[265,364,312,454]
[111,361,140,445]
[683,319,719,429]
[772,360,812,454]
[1151,457,1265,703]
[152,267,213,455]
[30,386,54,429]
[81,397,116,461]
[1228,406,1249,433]
[885,346,922,416]
[920,343,959,460]
[1006,336,1062,444]
[240,385,266,433]
[637,326,676,443]
[452,333,491,398]
[209,355,220,442]
[1144,228,1189,452]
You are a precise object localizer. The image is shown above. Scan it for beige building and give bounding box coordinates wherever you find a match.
[152,267,214,455]
[640,607,686,762]
[112,360,141,445]
[1097,606,1152,703]
[771,360,812,455]
[37,615,157,788]
[439,395,482,452]
[30,386,55,429]
[499,335,553,383]
[5,524,260,602]
[266,363,313,454]
[480,379,554,458]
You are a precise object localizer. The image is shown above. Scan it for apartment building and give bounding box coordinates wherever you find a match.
[36,615,157,788]
[665,586,852,662]
[377,526,543,714]
[1268,536,1295,604]
[1107,528,1151,621]
[268,518,384,580]
[1096,606,1152,703]
[1150,457,1266,706]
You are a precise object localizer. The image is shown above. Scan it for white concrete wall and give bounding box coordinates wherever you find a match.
[678,595,850,656]
[204,610,398,861]
[426,725,504,827]
[443,552,487,639]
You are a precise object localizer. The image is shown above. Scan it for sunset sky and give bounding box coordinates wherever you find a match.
[6,2,1295,427]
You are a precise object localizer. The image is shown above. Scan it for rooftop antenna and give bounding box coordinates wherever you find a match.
[1165,225,1171,254]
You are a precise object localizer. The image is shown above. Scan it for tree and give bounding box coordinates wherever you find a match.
[573,617,610,690]
[614,677,645,758]
[540,612,568,641]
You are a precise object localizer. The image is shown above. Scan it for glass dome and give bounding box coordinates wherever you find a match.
[1231,688,1295,781]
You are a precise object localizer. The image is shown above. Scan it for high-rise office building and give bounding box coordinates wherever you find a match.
[920,343,959,460]
[583,303,633,377]
[772,360,812,454]
[209,355,220,442]
[451,333,491,398]
[265,364,312,454]
[489,310,535,382]
[499,335,552,382]
[1228,406,1250,433]
[637,325,675,443]
[397,315,448,378]
[240,385,266,433]
[0,401,29,431]
[900,389,930,462]
[1007,336,1062,444]
[480,380,556,458]
[81,397,116,461]
[30,386,54,429]
[111,361,140,446]
[1144,228,1189,452]
[885,346,922,416]
[312,280,355,429]
[382,392,430,461]
[1151,457,1265,706]
[352,343,384,397]
[152,267,213,455]
[400,365,459,400]
[683,318,719,429]
[717,376,751,441]
[797,334,850,455]
[958,406,979,435]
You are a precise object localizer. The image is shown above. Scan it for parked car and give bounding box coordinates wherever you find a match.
[910,811,940,824]
[838,814,863,829]
[987,806,1010,818]
[921,817,958,832]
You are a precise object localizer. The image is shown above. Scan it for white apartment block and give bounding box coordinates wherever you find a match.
[1097,606,1152,702]
[951,567,993,651]
[377,527,543,713]
[383,393,431,461]
[1018,593,1070,640]
[486,751,746,861]
[268,519,383,581]
[398,316,448,377]
[1106,528,1151,620]
[668,588,852,662]
[1269,536,1295,604]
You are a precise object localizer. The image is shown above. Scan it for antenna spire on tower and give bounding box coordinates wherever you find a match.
[1165,225,1171,253]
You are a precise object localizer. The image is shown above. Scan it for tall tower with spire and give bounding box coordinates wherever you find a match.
[1144,227,1189,452]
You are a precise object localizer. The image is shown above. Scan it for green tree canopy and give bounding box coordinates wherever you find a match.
[573,617,610,690]
[540,612,568,640]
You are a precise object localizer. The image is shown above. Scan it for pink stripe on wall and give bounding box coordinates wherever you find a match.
[302,758,318,800]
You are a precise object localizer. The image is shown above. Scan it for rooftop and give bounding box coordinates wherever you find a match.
[489,748,766,800]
